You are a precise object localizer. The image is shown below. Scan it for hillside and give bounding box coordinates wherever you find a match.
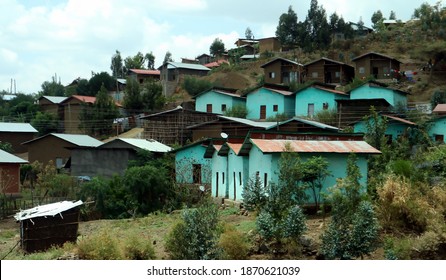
[177,21,446,107]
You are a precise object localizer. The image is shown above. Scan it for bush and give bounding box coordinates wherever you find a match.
[123,234,156,260]
[219,225,250,260]
[165,200,222,259]
[242,175,267,212]
[77,231,122,260]
[224,105,248,118]
[182,76,212,96]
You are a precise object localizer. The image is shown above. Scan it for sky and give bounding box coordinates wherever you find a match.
[0,0,440,94]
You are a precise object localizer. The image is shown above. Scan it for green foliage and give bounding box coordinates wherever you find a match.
[123,77,142,111]
[31,111,59,136]
[301,156,331,209]
[88,72,116,96]
[0,141,13,153]
[282,205,307,239]
[430,88,446,108]
[141,78,165,111]
[123,233,156,260]
[182,76,213,97]
[124,164,172,215]
[266,113,289,122]
[314,108,338,127]
[242,175,267,212]
[39,76,65,96]
[123,51,152,73]
[165,200,222,260]
[302,0,331,51]
[224,104,248,118]
[46,174,78,198]
[209,38,225,58]
[276,6,300,49]
[110,50,124,78]
[371,10,384,30]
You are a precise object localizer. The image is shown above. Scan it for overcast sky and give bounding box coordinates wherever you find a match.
[0,0,439,94]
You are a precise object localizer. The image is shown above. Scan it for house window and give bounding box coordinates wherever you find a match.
[435,134,444,143]
[335,71,340,78]
[359,67,365,74]
[222,172,225,184]
[269,72,276,79]
[221,104,227,112]
[273,105,278,112]
[308,103,315,117]
[192,164,201,184]
[260,105,266,119]
[312,72,318,78]
[206,104,212,113]
[56,158,64,169]
[323,102,329,110]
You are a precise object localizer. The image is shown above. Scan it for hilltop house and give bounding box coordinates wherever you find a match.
[428,115,446,143]
[244,85,295,120]
[193,88,246,115]
[59,95,96,134]
[69,138,171,178]
[0,122,38,154]
[352,52,402,80]
[0,149,28,195]
[261,57,303,85]
[159,62,210,97]
[22,133,103,168]
[294,82,349,117]
[258,37,282,53]
[303,57,354,85]
[127,69,161,84]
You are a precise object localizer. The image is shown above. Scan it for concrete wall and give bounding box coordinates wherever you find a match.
[211,151,228,197]
[70,149,135,178]
[429,117,446,143]
[25,136,75,167]
[350,84,407,107]
[246,88,295,120]
[175,144,211,185]
[295,87,348,117]
[226,150,248,201]
[195,90,246,114]
[354,119,411,140]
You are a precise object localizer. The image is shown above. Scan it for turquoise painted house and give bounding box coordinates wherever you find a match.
[428,116,446,143]
[174,139,212,186]
[294,83,349,117]
[239,138,380,204]
[193,88,246,115]
[348,81,409,108]
[353,114,417,141]
[245,85,295,120]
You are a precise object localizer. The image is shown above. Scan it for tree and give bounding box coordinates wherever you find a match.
[431,88,446,108]
[163,51,173,64]
[302,156,331,210]
[124,52,147,72]
[141,78,165,111]
[39,75,65,97]
[371,10,384,30]
[88,72,116,96]
[0,141,13,153]
[302,0,331,51]
[363,106,388,151]
[245,27,254,39]
[182,76,212,97]
[31,111,59,136]
[145,52,155,70]
[389,10,396,20]
[209,38,225,58]
[275,6,300,49]
[110,50,124,78]
[123,77,142,111]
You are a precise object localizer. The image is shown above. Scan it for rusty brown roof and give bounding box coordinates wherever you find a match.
[382,115,417,126]
[433,104,446,113]
[251,139,381,154]
[227,143,243,154]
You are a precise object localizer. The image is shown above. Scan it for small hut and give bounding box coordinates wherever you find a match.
[14,200,83,253]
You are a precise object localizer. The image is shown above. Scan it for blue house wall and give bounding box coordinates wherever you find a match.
[350,84,407,108]
[226,149,249,201]
[195,90,246,115]
[295,87,349,117]
[246,88,295,120]
[428,116,446,143]
[354,118,413,140]
[175,143,211,185]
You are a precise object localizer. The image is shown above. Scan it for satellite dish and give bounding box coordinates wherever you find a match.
[199,185,205,192]
[221,132,228,139]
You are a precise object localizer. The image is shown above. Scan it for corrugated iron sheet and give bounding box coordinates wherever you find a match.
[227,143,243,154]
[14,200,83,221]
[251,139,381,154]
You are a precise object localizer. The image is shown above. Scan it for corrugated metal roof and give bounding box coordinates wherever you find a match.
[227,143,243,154]
[382,115,417,126]
[129,69,161,75]
[267,117,340,131]
[0,149,28,163]
[52,133,103,147]
[1,94,17,101]
[433,104,446,113]
[351,52,403,63]
[219,116,277,128]
[14,200,83,221]
[261,57,303,68]
[167,62,210,71]
[40,96,68,104]
[103,138,172,152]
[264,86,294,96]
[251,139,381,154]
[0,122,38,133]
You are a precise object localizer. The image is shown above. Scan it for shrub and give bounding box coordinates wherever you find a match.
[182,76,212,96]
[242,175,267,212]
[165,200,222,259]
[77,231,122,260]
[219,225,250,260]
[123,234,156,260]
[224,105,248,118]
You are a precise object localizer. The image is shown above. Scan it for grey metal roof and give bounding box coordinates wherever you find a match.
[266,117,340,131]
[1,94,17,101]
[167,62,210,71]
[101,138,172,152]
[14,200,83,221]
[22,133,103,147]
[0,149,28,163]
[0,122,38,133]
[219,116,277,128]
[40,96,68,104]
